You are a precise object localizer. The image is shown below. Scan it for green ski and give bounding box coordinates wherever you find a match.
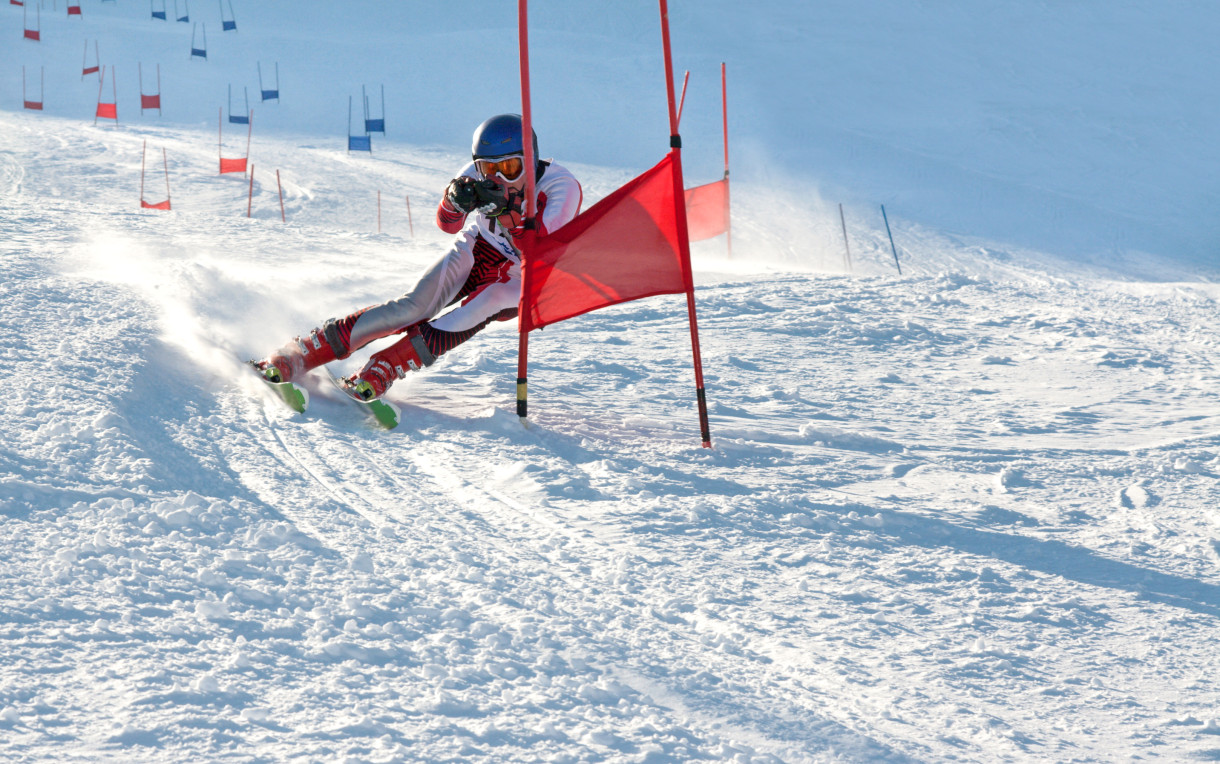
[323,365,401,430]
[248,360,309,413]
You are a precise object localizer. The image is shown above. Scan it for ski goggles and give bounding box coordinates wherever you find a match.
[475,155,525,181]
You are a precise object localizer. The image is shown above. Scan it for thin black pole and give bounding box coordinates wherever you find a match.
[838,203,853,273]
[881,204,902,275]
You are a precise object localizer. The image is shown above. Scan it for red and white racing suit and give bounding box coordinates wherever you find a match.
[337,160,582,362]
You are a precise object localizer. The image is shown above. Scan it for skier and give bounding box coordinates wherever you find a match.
[254,114,582,401]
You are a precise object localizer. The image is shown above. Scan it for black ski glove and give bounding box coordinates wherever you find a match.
[472,179,513,217]
[445,177,479,213]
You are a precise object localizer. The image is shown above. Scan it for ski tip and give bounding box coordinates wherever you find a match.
[249,359,309,413]
[282,383,310,414]
[368,399,401,429]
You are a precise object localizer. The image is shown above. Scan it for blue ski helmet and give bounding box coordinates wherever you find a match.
[471,113,539,160]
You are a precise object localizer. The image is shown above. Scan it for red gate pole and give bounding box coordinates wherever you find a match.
[247,165,254,217]
[94,67,104,125]
[515,0,538,421]
[276,169,285,222]
[659,0,712,448]
[162,147,171,209]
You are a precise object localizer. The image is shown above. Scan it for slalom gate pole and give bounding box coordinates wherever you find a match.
[881,204,902,274]
[247,165,254,217]
[245,110,253,175]
[405,195,414,237]
[140,139,147,204]
[94,67,104,126]
[722,62,732,259]
[276,169,285,222]
[218,107,222,169]
[839,203,853,272]
[660,0,712,448]
[162,147,171,207]
[515,0,538,421]
[677,69,689,128]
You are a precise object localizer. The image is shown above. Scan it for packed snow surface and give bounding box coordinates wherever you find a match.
[3,1,1220,762]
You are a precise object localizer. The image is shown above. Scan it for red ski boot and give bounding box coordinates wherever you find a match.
[257,310,369,383]
[347,326,435,400]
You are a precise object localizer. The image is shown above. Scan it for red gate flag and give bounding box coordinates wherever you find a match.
[520,150,689,333]
[684,178,729,242]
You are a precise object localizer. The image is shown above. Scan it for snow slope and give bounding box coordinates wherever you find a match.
[4,2,1220,762]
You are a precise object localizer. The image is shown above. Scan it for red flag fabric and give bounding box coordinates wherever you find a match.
[684,178,729,242]
[141,199,171,210]
[95,102,117,120]
[521,150,690,332]
[141,94,161,110]
[219,157,247,174]
[23,100,42,111]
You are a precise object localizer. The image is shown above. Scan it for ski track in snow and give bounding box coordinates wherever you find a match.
[5,12,1220,761]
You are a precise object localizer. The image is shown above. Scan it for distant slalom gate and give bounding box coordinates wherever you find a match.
[219,0,236,31]
[94,66,118,125]
[680,63,732,256]
[190,23,207,60]
[363,85,385,134]
[140,141,172,211]
[347,96,371,152]
[22,66,43,111]
[23,4,39,41]
[140,63,163,116]
[228,84,249,124]
[259,62,279,102]
[82,40,100,79]
[219,107,252,174]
